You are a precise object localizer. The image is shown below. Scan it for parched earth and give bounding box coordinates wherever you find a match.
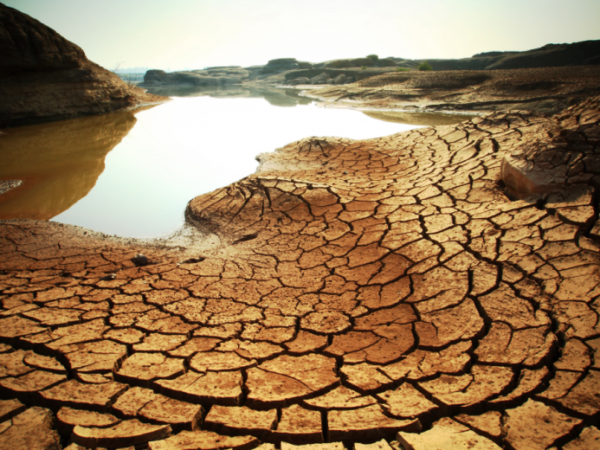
[0,96,599,449]
[304,66,600,115]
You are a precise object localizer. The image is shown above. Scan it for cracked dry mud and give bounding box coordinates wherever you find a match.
[1,95,600,450]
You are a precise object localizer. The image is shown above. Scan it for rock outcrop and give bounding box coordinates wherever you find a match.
[305,65,600,114]
[0,3,165,128]
[140,41,600,97]
[0,94,599,449]
[143,68,247,88]
[141,58,319,91]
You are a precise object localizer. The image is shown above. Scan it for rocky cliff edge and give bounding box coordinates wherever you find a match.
[0,3,167,128]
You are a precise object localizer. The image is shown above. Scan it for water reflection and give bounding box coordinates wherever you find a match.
[144,84,313,108]
[0,110,137,220]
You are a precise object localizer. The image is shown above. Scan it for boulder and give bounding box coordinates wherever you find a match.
[311,73,331,85]
[143,70,168,84]
[266,58,299,70]
[333,74,347,84]
[0,3,165,128]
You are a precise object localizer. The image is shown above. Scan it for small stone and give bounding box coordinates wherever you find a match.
[132,254,149,266]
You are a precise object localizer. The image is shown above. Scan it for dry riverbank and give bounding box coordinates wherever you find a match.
[1,94,599,449]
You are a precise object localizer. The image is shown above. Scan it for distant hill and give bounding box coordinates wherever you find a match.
[141,40,600,94]
[395,40,600,71]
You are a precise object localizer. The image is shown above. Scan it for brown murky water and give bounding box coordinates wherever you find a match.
[0,111,136,220]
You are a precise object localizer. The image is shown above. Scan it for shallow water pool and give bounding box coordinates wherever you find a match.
[0,89,468,238]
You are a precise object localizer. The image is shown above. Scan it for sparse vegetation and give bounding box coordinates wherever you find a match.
[361,65,368,70]
[112,62,138,88]
[396,67,410,72]
[418,61,433,71]
[122,74,137,88]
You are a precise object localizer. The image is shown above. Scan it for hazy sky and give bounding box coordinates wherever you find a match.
[6,0,600,71]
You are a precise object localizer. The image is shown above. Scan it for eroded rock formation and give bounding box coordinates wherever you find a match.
[0,95,599,449]
[0,3,165,128]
